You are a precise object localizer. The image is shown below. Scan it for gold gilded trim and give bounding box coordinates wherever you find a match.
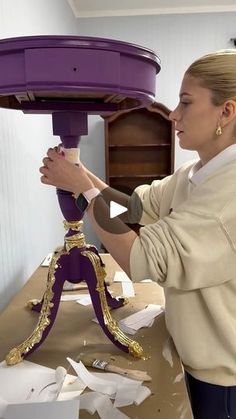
[81,250,144,358]
[5,246,67,365]
[25,299,41,310]
[65,232,85,251]
[63,220,83,232]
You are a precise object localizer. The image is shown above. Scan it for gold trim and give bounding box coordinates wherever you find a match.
[5,246,68,365]
[25,299,41,310]
[65,232,86,251]
[63,220,83,232]
[81,250,144,358]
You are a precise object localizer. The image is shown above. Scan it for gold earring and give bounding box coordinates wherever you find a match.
[216,125,222,136]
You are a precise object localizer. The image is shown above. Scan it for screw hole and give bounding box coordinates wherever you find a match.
[73,67,78,72]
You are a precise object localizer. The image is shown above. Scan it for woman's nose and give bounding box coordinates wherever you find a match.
[169,106,179,122]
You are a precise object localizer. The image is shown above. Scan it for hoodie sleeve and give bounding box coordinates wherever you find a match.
[130,208,236,290]
[130,175,173,225]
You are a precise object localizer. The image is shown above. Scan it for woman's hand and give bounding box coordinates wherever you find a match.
[39,148,94,195]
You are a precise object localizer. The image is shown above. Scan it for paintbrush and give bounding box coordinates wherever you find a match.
[77,354,152,382]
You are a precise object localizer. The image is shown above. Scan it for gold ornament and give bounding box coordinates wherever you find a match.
[81,250,144,358]
[216,125,222,136]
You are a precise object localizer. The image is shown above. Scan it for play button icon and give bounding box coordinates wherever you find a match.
[93,186,143,234]
[110,201,128,219]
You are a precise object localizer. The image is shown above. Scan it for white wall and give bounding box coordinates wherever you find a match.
[75,12,236,168]
[0,0,77,312]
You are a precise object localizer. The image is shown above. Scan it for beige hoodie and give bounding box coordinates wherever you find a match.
[130,158,236,385]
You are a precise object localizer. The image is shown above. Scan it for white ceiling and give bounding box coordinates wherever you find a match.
[67,0,236,18]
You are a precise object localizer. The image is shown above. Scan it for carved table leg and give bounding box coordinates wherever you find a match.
[81,250,143,358]
[5,238,143,365]
[5,247,68,365]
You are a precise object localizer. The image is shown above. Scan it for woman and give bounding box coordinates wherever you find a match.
[40,50,236,419]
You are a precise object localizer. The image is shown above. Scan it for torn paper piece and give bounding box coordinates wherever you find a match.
[0,360,58,403]
[94,393,130,419]
[119,304,164,334]
[80,392,97,414]
[61,294,85,302]
[121,281,135,298]
[80,392,130,419]
[41,253,53,267]
[57,367,86,401]
[140,279,153,283]
[67,358,117,396]
[113,271,131,282]
[0,396,7,418]
[65,360,151,414]
[173,373,184,383]
[113,377,141,408]
[134,385,152,405]
[0,360,79,405]
[4,399,79,419]
[60,294,92,305]
[63,281,88,291]
[162,338,174,368]
[92,372,151,409]
[76,295,92,306]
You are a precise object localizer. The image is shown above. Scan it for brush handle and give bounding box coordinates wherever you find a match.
[81,356,152,381]
[105,364,151,382]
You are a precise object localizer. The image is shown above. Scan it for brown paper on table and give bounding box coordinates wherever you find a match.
[0,254,193,419]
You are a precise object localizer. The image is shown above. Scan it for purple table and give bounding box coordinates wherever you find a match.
[0,35,160,365]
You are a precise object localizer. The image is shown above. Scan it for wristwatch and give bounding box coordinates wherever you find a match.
[75,187,101,212]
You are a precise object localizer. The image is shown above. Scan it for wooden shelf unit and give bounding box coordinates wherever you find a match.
[104,102,175,194]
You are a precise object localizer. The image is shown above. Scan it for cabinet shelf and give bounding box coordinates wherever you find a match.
[104,102,175,195]
[108,143,171,148]
[109,174,168,178]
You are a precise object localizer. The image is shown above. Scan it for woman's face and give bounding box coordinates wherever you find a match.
[170,74,221,157]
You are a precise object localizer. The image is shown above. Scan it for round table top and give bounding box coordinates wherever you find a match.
[0,35,161,114]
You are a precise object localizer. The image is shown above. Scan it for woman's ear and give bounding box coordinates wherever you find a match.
[221,100,236,126]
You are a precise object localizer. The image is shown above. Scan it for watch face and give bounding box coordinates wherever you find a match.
[75,194,89,212]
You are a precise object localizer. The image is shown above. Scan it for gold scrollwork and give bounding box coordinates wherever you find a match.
[63,220,83,232]
[64,232,86,251]
[81,250,144,358]
[5,246,68,365]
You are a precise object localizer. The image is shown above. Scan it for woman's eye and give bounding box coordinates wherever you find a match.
[180,101,190,105]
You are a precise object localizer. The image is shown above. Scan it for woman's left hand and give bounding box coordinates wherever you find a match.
[39,148,94,194]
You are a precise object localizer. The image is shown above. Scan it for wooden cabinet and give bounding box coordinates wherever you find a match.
[104,102,175,195]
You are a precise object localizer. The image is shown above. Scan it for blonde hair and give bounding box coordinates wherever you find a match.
[185,50,236,106]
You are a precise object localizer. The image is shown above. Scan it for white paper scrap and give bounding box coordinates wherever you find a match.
[0,360,58,403]
[79,392,97,414]
[119,304,164,335]
[93,372,151,409]
[4,400,79,419]
[0,396,7,418]
[63,281,88,291]
[113,271,131,282]
[134,385,152,405]
[140,279,153,283]
[76,295,92,306]
[66,358,116,396]
[0,360,81,405]
[113,377,141,408]
[65,360,151,417]
[121,281,135,298]
[80,392,130,419]
[60,294,92,305]
[41,253,53,266]
[61,294,85,302]
[95,393,130,419]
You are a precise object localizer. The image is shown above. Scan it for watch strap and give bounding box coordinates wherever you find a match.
[83,187,101,203]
